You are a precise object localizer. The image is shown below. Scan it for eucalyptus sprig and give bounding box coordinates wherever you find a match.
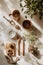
[24,31,38,45]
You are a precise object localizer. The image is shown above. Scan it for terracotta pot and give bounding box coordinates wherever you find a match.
[22,20,32,29]
[9,10,20,21]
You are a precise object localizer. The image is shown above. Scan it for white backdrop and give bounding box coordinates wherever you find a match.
[0,0,43,65]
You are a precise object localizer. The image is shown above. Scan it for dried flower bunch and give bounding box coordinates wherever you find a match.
[28,44,40,57]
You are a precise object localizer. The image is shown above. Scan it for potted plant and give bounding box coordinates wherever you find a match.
[20,0,43,19]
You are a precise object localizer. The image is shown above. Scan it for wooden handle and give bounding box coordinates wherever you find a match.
[14,44,16,56]
[18,39,21,56]
[22,40,25,56]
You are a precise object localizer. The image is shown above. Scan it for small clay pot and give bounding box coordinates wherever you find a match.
[22,20,32,29]
[9,10,20,21]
